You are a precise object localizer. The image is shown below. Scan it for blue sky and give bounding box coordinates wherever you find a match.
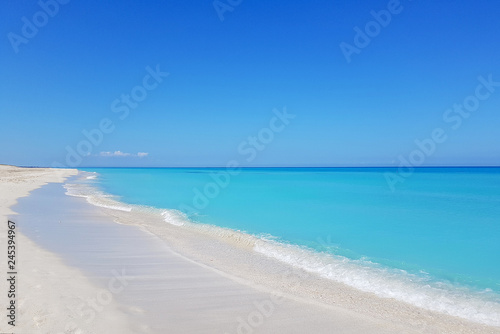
[1,0,499,167]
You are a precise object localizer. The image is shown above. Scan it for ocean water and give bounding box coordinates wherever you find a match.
[66,167,500,326]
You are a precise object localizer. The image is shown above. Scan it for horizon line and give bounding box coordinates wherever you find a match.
[6,164,500,169]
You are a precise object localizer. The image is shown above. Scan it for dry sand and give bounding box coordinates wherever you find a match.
[0,165,498,333]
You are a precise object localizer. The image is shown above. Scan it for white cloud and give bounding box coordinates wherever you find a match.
[99,151,148,158]
[99,151,131,157]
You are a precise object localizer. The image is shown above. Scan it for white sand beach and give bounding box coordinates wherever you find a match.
[0,165,498,333]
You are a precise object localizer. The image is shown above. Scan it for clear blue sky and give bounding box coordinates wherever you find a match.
[1,0,499,167]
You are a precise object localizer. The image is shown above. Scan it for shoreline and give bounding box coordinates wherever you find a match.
[70,169,500,333]
[0,165,498,333]
[8,168,408,333]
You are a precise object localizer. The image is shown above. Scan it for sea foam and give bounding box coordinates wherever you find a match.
[64,172,132,212]
[254,240,500,327]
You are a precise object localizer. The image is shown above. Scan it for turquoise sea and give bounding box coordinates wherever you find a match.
[68,167,500,326]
